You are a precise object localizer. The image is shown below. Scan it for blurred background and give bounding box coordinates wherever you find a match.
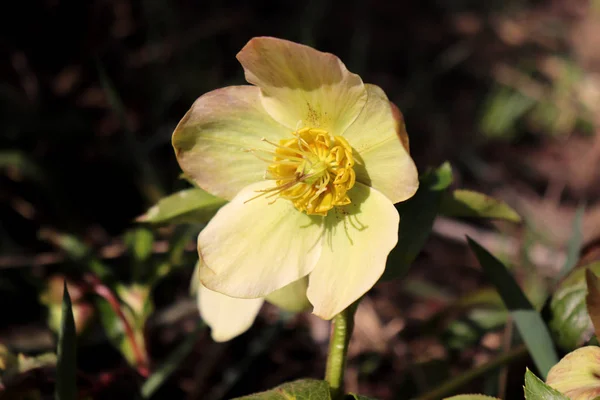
[2,0,600,398]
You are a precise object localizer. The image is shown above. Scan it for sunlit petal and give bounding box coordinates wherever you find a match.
[237,37,367,135]
[199,181,324,298]
[173,85,289,200]
[307,183,399,319]
[343,84,418,203]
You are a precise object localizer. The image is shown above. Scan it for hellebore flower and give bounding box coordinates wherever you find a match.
[174,37,419,324]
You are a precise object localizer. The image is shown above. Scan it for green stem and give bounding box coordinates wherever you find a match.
[416,344,528,400]
[325,305,356,400]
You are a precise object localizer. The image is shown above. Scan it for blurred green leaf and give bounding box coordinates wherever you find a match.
[480,85,536,140]
[346,394,378,399]
[96,283,150,369]
[383,162,453,280]
[233,379,331,400]
[125,228,155,263]
[141,321,205,398]
[557,205,585,281]
[444,396,500,400]
[137,188,226,225]
[440,189,521,223]
[55,282,77,400]
[0,344,56,388]
[549,262,600,351]
[468,238,558,378]
[586,269,600,339]
[524,369,568,400]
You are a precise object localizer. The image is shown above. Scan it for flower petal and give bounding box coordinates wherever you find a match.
[266,277,312,313]
[198,283,263,342]
[172,85,289,200]
[199,181,324,298]
[237,37,367,135]
[342,84,419,204]
[307,183,399,319]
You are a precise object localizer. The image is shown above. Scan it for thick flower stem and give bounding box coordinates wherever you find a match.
[325,304,357,400]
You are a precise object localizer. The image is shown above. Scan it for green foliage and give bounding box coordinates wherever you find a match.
[383,162,453,280]
[468,238,558,378]
[141,321,205,398]
[440,189,521,222]
[137,187,226,225]
[233,379,331,400]
[549,262,600,350]
[557,204,585,281]
[586,269,600,338]
[524,369,569,400]
[0,345,56,388]
[55,282,77,400]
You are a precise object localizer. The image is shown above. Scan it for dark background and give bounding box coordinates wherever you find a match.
[2,0,600,398]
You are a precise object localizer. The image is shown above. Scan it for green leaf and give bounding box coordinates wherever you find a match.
[233,379,331,400]
[549,262,600,350]
[444,395,500,400]
[141,321,205,398]
[557,204,585,281]
[55,282,77,400]
[586,269,600,339]
[383,162,453,280]
[137,188,226,225]
[96,284,150,368]
[468,238,558,378]
[440,189,521,222]
[524,369,569,400]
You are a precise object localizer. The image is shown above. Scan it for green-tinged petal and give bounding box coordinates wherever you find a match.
[237,37,367,135]
[546,346,600,400]
[172,85,289,200]
[266,277,312,313]
[307,183,399,319]
[343,84,418,204]
[198,284,263,342]
[198,181,324,298]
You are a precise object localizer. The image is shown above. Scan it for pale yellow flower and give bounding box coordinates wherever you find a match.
[174,37,418,328]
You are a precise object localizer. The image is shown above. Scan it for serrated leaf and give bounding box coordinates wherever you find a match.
[524,369,569,400]
[468,238,558,378]
[55,282,77,400]
[586,269,600,339]
[444,395,500,400]
[549,262,600,351]
[233,379,331,400]
[137,188,226,224]
[383,162,453,280]
[440,189,521,222]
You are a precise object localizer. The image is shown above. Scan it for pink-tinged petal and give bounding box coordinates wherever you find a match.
[172,85,289,200]
[307,183,399,319]
[198,181,324,298]
[237,37,367,135]
[343,84,419,204]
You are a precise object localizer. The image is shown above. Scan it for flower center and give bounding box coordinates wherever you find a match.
[254,127,356,216]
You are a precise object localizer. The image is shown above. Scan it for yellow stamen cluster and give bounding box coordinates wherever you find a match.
[260,127,356,216]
